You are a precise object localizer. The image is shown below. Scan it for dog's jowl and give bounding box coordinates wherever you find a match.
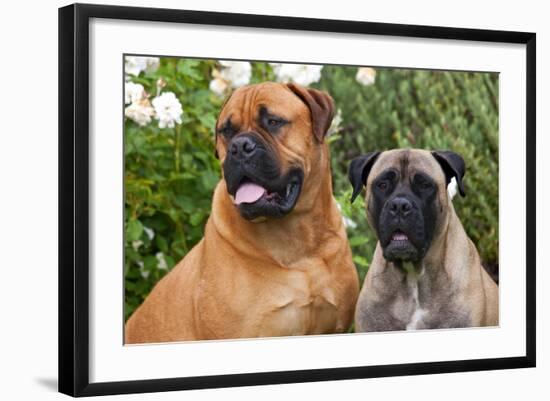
[348,149,498,332]
[125,83,359,343]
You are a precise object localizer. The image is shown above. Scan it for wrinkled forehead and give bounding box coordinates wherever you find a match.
[216,83,306,127]
[370,149,446,184]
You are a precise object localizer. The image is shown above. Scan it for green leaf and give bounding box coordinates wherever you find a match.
[126,219,143,241]
[177,59,203,81]
[201,170,219,191]
[189,212,203,226]
[349,236,370,247]
[353,255,370,268]
[198,113,216,128]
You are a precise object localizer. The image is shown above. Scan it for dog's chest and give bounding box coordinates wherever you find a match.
[391,269,466,330]
[385,267,434,331]
[258,262,341,336]
[402,273,429,330]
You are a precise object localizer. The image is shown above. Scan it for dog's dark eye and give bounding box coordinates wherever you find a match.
[374,171,396,192]
[418,181,432,189]
[266,117,286,129]
[218,124,237,138]
[259,107,288,133]
[414,175,434,191]
[420,181,432,189]
[377,181,389,190]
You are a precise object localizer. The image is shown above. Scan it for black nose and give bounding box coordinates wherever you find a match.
[389,197,413,217]
[230,136,257,159]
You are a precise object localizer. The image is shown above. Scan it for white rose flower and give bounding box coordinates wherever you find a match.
[209,76,229,97]
[356,67,376,86]
[125,57,146,76]
[328,108,343,137]
[447,177,458,200]
[125,56,160,76]
[218,61,252,88]
[152,92,183,129]
[145,57,160,73]
[343,216,358,229]
[156,252,168,270]
[125,99,155,127]
[136,260,149,279]
[143,226,155,241]
[125,82,146,105]
[208,62,251,96]
[269,63,323,86]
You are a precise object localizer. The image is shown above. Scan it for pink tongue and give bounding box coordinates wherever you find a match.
[234,182,267,205]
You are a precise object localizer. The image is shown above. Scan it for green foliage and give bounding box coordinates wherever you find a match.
[125,58,499,321]
[124,58,223,320]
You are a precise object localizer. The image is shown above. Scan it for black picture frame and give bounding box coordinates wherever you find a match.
[58,3,536,397]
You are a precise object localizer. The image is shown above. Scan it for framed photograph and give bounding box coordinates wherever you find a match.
[58,3,536,397]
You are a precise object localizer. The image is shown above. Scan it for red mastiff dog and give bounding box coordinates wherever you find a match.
[125,82,359,343]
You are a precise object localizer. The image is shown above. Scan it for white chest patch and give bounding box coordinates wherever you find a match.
[405,266,428,330]
[406,307,428,330]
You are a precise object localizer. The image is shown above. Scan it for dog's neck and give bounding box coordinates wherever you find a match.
[209,163,343,266]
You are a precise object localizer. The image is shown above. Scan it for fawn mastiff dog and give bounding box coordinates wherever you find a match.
[348,149,498,332]
[125,82,359,343]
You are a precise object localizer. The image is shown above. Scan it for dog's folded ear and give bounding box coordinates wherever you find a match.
[431,150,466,197]
[287,83,335,142]
[348,152,381,203]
